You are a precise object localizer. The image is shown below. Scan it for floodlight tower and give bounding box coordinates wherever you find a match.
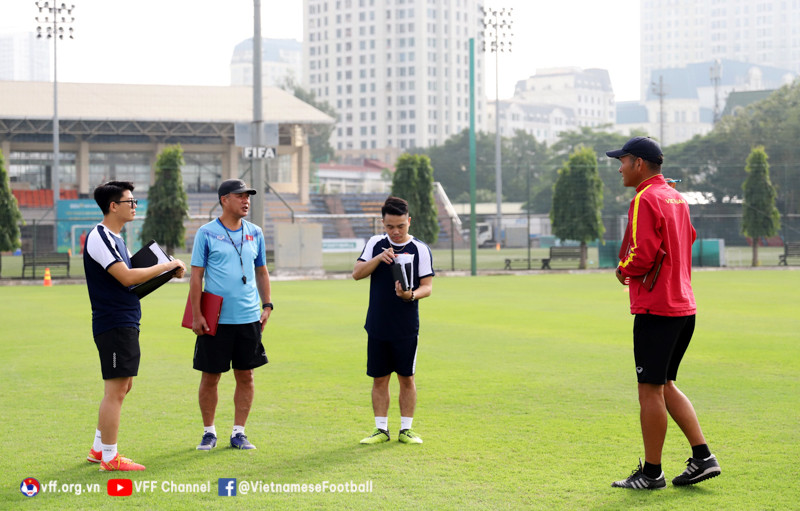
[481,6,513,248]
[251,0,265,231]
[35,1,75,251]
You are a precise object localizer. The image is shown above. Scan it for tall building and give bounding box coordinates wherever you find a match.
[487,101,574,146]
[230,38,303,87]
[303,0,486,164]
[640,0,800,99]
[618,59,794,145]
[486,67,614,146]
[0,32,50,81]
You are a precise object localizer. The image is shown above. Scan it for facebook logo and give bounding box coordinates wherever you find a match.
[218,478,237,497]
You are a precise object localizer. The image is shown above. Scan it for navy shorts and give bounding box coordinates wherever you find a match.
[193,322,268,373]
[94,327,140,380]
[367,335,418,378]
[633,314,695,384]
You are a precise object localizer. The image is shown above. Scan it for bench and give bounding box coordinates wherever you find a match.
[543,246,583,269]
[504,246,584,270]
[22,252,70,278]
[778,242,800,266]
[504,258,538,270]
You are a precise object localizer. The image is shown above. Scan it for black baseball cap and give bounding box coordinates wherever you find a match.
[218,179,257,198]
[606,136,663,164]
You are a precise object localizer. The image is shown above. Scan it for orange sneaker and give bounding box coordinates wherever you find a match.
[99,453,145,471]
[89,448,130,464]
[87,448,102,463]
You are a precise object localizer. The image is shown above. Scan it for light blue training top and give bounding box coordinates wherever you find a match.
[191,218,266,325]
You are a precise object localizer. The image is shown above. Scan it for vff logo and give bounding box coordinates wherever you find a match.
[218,478,236,497]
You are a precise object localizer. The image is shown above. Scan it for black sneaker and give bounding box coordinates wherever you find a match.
[672,454,721,486]
[611,459,667,490]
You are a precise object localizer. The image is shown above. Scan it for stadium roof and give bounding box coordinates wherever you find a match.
[0,81,334,125]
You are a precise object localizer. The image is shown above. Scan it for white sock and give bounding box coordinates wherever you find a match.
[204,425,217,437]
[400,416,413,431]
[232,425,245,438]
[92,429,103,451]
[101,442,118,463]
[375,416,388,431]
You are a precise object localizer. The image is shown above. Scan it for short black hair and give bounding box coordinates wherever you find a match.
[94,181,135,215]
[382,196,409,217]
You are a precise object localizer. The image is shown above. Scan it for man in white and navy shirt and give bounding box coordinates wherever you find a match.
[83,181,186,471]
[353,196,434,445]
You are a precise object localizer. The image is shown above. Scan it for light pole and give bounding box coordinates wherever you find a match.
[251,0,265,232]
[482,7,513,249]
[710,59,722,124]
[36,1,75,252]
[651,75,667,145]
[469,38,477,275]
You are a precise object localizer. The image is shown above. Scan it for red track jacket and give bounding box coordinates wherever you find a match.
[618,174,697,317]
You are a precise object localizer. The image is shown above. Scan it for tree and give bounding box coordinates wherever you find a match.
[668,81,800,215]
[550,126,643,218]
[392,154,439,244]
[413,155,439,244]
[279,78,337,163]
[0,149,23,256]
[741,146,780,266]
[141,145,188,255]
[549,146,605,269]
[416,129,500,204]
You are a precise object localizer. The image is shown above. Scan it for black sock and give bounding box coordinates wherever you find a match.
[692,444,711,459]
[643,462,662,479]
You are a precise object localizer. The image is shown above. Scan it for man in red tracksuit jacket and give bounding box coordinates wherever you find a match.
[606,136,721,490]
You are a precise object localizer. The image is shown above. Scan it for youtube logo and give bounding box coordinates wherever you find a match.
[107,479,133,497]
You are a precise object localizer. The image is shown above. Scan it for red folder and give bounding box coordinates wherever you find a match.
[641,248,667,291]
[181,292,223,336]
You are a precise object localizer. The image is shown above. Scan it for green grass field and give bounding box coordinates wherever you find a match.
[1,270,798,510]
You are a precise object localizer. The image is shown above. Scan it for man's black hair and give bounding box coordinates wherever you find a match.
[94,181,135,215]
[381,196,409,217]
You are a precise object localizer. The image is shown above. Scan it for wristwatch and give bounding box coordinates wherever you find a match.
[262,302,274,310]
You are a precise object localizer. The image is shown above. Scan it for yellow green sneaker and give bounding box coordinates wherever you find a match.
[398,429,423,444]
[360,428,390,444]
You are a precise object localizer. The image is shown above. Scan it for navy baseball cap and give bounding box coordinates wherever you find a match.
[606,136,663,164]
[218,179,257,198]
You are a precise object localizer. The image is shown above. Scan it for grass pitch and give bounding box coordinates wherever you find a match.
[1,270,798,510]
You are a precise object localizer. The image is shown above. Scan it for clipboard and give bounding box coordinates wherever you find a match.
[181,291,223,336]
[129,240,177,299]
[130,266,179,299]
[131,240,171,268]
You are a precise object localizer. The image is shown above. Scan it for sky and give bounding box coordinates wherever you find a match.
[2,0,641,101]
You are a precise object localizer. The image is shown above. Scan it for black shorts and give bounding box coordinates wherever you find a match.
[94,327,140,380]
[193,322,268,373]
[367,335,418,378]
[633,314,695,384]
